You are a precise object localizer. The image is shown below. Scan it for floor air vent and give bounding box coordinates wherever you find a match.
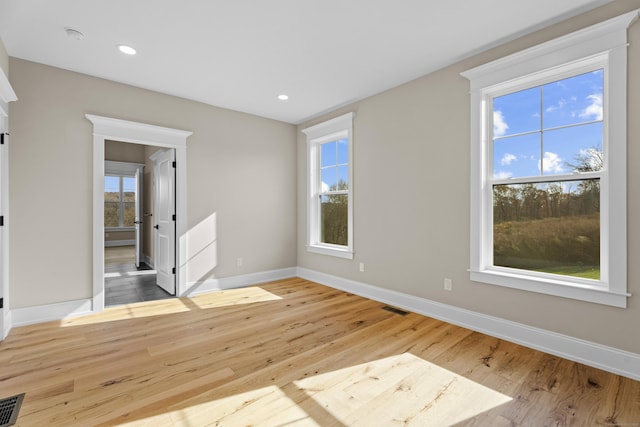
[382,305,409,316]
[0,393,24,427]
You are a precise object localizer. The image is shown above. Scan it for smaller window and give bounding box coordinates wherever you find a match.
[302,113,354,259]
[104,161,143,230]
[104,175,136,228]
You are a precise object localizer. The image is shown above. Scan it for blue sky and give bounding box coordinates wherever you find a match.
[321,138,349,192]
[105,175,136,195]
[492,70,603,179]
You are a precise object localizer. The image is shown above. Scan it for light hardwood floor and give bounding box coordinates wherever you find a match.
[1,278,638,426]
[105,246,137,265]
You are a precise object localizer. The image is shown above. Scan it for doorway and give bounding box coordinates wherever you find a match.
[103,143,174,306]
[88,114,192,313]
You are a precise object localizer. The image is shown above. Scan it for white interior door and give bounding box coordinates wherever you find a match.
[134,166,143,268]
[153,149,176,295]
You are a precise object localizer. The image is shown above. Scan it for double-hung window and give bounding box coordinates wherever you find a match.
[104,175,136,228]
[461,11,637,307]
[104,161,143,230]
[302,112,354,259]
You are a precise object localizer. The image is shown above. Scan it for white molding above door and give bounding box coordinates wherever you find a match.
[86,114,192,312]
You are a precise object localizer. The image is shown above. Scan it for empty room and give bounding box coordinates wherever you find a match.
[0,1,638,426]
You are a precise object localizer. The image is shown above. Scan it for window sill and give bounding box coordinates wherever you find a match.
[470,268,629,308]
[307,244,353,260]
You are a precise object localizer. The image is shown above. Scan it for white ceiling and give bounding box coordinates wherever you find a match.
[0,0,613,124]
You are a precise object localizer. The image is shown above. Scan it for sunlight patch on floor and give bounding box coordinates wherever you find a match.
[60,287,281,327]
[189,286,283,310]
[294,352,512,426]
[126,270,157,276]
[118,385,318,427]
[60,298,192,327]
[104,270,157,278]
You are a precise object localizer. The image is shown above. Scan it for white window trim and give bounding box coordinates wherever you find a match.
[461,10,638,308]
[302,112,355,259]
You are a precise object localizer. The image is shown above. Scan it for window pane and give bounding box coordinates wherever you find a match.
[337,138,348,164]
[123,177,136,202]
[104,176,120,202]
[543,70,603,129]
[320,194,348,246]
[104,202,120,227]
[493,86,540,137]
[321,166,337,192]
[123,202,136,227]
[337,165,348,190]
[493,180,600,280]
[321,141,336,167]
[493,133,541,179]
[543,122,602,175]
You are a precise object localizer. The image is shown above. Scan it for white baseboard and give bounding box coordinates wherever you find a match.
[296,267,640,381]
[12,299,93,327]
[185,267,297,296]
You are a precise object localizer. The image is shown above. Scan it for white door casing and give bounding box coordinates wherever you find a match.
[0,67,17,340]
[87,115,191,312]
[151,149,176,295]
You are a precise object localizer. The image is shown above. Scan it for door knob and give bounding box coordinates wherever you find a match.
[154,225,159,229]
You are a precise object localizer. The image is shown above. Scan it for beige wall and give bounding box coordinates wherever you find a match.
[105,140,146,163]
[297,1,640,354]
[9,59,297,308]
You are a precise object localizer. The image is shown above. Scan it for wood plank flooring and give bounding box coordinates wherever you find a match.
[1,278,638,426]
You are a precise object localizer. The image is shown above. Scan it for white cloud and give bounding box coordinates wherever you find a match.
[501,153,516,166]
[494,171,513,179]
[541,151,564,174]
[493,111,508,137]
[579,93,603,121]
[546,98,567,113]
[321,181,329,192]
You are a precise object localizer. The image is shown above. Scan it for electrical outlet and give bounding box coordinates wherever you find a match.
[359,262,365,272]
[237,257,243,267]
[444,278,453,291]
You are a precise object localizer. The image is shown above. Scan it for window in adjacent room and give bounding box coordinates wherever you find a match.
[104,174,136,229]
[302,112,354,259]
[461,10,637,307]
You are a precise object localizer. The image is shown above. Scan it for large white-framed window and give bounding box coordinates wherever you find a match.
[461,10,638,308]
[302,112,354,259]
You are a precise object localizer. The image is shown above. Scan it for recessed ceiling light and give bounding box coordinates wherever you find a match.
[65,27,84,41]
[277,94,289,101]
[117,44,137,55]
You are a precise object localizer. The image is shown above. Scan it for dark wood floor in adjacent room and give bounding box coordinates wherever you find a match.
[1,278,638,426]
[104,246,172,306]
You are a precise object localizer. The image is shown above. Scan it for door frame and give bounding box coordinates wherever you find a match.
[0,68,17,339]
[87,115,192,312]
